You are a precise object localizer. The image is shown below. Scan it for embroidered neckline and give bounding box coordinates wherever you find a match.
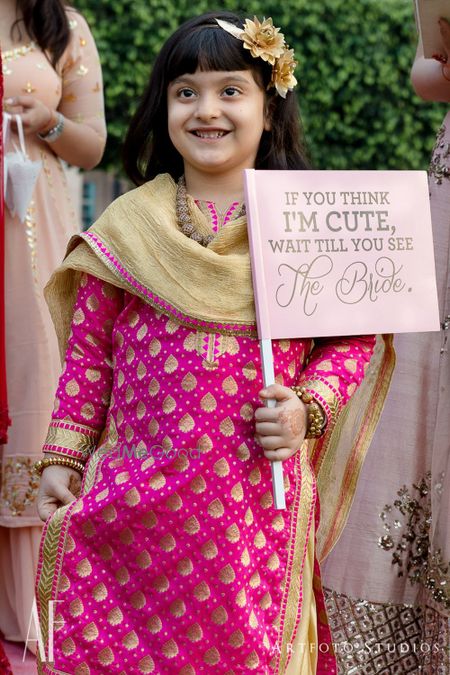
[194,198,244,232]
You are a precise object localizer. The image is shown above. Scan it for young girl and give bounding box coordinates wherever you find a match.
[34,12,393,674]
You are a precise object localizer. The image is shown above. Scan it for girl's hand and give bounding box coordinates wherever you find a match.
[36,464,81,522]
[255,383,307,462]
[4,96,53,135]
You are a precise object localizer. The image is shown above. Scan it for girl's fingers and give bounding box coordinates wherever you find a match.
[256,435,285,452]
[259,383,294,403]
[254,406,279,423]
[263,447,294,462]
[255,421,280,436]
[51,482,77,505]
[37,498,59,522]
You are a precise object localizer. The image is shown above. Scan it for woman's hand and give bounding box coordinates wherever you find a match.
[36,464,81,522]
[4,95,54,135]
[255,383,307,461]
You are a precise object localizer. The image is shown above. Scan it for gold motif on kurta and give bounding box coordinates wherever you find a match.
[92,582,108,601]
[184,515,200,535]
[235,589,246,607]
[211,606,228,625]
[249,571,261,588]
[115,566,130,585]
[162,638,178,658]
[201,540,218,558]
[170,599,186,617]
[76,558,92,577]
[177,557,193,576]
[190,475,206,493]
[208,498,224,518]
[186,623,202,642]
[220,417,235,436]
[204,647,220,664]
[136,550,152,569]
[146,615,162,633]
[138,655,155,673]
[236,443,251,461]
[214,457,230,476]
[231,482,244,502]
[123,487,140,507]
[219,563,236,584]
[226,524,240,543]
[194,581,211,601]
[181,372,197,391]
[228,629,244,647]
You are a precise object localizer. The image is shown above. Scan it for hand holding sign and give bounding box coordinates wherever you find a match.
[255,383,307,461]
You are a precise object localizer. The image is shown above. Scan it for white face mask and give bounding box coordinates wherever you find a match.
[3,112,42,223]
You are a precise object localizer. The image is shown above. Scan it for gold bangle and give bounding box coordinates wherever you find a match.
[291,385,327,438]
[33,456,85,476]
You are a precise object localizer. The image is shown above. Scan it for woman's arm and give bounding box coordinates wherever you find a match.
[5,11,106,169]
[411,19,450,103]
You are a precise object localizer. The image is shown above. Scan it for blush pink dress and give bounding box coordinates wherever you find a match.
[0,9,106,648]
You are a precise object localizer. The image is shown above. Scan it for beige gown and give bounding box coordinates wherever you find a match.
[0,10,106,646]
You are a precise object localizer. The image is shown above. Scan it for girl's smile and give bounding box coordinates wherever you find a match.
[167,68,270,189]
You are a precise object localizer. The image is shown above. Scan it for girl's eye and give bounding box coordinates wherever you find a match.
[177,88,196,99]
[222,86,241,97]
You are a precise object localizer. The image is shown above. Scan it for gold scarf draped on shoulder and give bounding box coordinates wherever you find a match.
[44,172,395,561]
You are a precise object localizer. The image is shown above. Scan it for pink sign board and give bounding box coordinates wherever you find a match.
[244,170,440,339]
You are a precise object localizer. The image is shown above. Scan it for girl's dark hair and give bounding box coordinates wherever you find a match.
[12,0,71,68]
[123,11,309,185]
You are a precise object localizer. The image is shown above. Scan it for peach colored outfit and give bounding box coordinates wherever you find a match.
[0,9,106,646]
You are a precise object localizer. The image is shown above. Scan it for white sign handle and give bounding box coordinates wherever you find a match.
[260,339,286,510]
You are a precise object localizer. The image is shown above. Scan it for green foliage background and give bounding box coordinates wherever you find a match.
[75,0,446,174]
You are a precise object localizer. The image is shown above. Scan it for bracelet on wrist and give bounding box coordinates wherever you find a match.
[291,385,327,438]
[33,455,85,476]
[37,111,64,143]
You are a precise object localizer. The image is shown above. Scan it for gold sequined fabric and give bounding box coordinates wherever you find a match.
[324,587,450,674]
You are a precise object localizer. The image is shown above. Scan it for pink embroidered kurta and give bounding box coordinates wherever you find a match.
[36,256,374,674]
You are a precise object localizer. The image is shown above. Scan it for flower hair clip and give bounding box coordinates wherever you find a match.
[216,16,298,98]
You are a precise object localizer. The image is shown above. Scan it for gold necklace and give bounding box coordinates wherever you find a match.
[175,175,246,247]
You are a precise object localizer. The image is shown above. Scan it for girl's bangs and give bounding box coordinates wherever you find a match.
[166,26,262,81]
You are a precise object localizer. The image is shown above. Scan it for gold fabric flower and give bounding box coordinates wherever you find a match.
[241,17,285,65]
[270,47,298,98]
[216,16,298,97]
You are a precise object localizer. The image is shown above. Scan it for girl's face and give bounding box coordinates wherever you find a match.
[167,68,270,183]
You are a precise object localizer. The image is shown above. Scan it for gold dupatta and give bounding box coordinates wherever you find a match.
[44,173,395,560]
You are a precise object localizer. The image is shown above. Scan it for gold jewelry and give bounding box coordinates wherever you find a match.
[176,175,246,246]
[216,17,298,98]
[33,456,85,476]
[291,385,327,438]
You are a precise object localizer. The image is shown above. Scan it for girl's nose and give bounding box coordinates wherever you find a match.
[194,94,220,120]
